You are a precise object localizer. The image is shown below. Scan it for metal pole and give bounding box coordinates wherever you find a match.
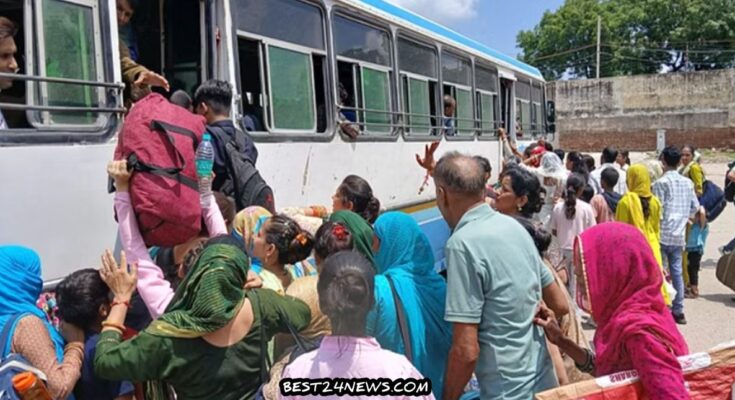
[596,15,601,79]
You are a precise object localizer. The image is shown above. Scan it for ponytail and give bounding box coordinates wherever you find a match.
[265,215,315,265]
[565,174,585,220]
[640,197,651,219]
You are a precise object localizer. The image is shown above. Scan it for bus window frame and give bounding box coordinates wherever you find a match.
[264,42,319,134]
[231,0,333,142]
[474,62,500,141]
[0,0,121,145]
[401,71,438,138]
[441,49,475,141]
[476,88,498,140]
[395,31,442,142]
[330,10,398,141]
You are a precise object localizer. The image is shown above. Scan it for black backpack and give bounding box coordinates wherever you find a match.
[209,127,275,213]
[725,161,735,203]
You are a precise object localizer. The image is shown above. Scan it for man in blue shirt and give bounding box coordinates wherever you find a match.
[433,152,567,400]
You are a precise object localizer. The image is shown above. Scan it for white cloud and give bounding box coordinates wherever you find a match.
[386,0,479,24]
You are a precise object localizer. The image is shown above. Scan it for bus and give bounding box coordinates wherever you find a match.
[0,0,552,285]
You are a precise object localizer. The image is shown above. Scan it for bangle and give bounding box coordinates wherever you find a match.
[111,299,130,308]
[101,321,126,333]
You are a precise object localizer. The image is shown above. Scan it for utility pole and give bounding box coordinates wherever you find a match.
[596,15,601,79]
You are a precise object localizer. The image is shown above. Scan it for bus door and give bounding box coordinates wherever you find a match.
[500,77,513,136]
[124,0,207,97]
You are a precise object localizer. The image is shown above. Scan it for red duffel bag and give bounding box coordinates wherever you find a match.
[114,93,207,247]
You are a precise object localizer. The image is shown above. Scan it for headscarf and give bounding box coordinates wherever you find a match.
[539,152,567,181]
[329,211,375,266]
[627,164,653,198]
[146,242,249,339]
[529,146,546,167]
[0,246,65,361]
[371,212,451,398]
[618,164,657,231]
[232,206,272,274]
[575,223,688,376]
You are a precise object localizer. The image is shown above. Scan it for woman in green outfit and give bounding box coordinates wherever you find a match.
[94,237,311,400]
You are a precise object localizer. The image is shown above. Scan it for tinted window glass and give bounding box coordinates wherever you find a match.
[268,46,315,130]
[40,0,100,125]
[455,88,473,135]
[442,52,471,86]
[236,0,324,50]
[406,77,431,134]
[476,65,498,92]
[333,16,391,66]
[398,38,437,78]
[361,67,391,133]
[515,80,531,100]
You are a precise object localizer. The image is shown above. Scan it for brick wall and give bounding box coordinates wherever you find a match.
[549,69,735,151]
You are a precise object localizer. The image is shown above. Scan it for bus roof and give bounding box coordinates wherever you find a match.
[343,0,545,81]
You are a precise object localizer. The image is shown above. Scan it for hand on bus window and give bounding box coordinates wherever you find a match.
[107,160,132,192]
[100,249,138,303]
[415,141,440,175]
[134,70,170,92]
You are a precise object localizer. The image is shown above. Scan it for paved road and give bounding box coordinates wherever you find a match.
[582,159,735,353]
[677,161,735,353]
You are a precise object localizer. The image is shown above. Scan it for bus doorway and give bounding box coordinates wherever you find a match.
[121,0,205,97]
[500,77,513,136]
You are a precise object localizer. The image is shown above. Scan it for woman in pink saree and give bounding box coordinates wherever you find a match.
[535,222,689,399]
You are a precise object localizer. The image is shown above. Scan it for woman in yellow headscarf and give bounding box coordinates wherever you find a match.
[616,164,671,305]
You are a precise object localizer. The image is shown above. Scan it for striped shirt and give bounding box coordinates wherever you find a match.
[653,171,700,247]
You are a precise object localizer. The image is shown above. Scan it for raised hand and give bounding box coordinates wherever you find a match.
[99,250,138,303]
[134,70,171,92]
[415,141,440,173]
[107,160,132,192]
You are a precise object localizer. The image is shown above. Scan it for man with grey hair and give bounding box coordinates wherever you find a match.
[435,152,565,400]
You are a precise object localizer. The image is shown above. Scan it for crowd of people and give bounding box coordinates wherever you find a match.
[3,122,724,399]
[0,11,728,395]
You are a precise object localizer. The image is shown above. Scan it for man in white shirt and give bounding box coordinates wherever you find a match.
[590,147,627,195]
[0,17,19,129]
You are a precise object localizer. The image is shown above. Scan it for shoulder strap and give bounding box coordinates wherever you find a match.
[385,276,413,362]
[1,313,25,358]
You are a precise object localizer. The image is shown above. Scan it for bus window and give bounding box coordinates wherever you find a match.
[515,80,531,138]
[33,0,105,127]
[441,51,473,137]
[398,37,439,137]
[267,46,316,131]
[0,0,117,136]
[531,83,544,136]
[234,0,327,135]
[333,15,393,136]
[475,64,498,138]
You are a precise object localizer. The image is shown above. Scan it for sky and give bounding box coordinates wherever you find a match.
[386,0,566,59]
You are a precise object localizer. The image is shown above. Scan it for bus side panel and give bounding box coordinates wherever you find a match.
[0,143,118,283]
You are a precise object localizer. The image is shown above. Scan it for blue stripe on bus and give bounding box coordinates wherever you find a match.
[410,206,451,273]
[358,0,544,79]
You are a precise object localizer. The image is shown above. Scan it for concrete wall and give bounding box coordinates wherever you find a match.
[549,69,735,151]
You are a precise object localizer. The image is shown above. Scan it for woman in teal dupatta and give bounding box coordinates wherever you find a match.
[367,212,451,398]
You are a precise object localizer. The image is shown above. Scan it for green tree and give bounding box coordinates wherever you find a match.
[518,0,735,80]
